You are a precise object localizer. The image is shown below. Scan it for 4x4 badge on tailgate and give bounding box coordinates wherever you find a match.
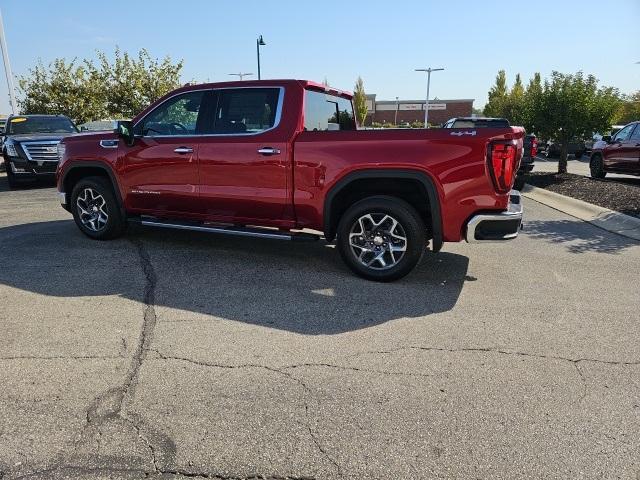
[450,130,477,136]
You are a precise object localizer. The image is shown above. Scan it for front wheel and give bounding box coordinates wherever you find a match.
[590,155,606,179]
[336,196,426,282]
[71,176,126,240]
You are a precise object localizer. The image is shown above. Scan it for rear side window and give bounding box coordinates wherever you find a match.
[304,90,356,131]
[211,88,280,134]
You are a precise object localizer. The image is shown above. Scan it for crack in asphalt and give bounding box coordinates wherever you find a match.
[12,465,316,479]
[346,345,640,367]
[0,355,124,361]
[150,350,342,478]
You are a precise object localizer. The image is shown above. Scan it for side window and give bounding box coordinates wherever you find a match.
[627,125,640,142]
[613,124,634,143]
[211,88,280,134]
[136,91,204,136]
[304,90,356,131]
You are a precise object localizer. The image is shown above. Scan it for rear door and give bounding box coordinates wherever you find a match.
[197,87,289,224]
[624,124,640,172]
[120,90,212,214]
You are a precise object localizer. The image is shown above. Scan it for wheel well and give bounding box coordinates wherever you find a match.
[62,165,122,212]
[325,177,435,242]
[64,167,111,195]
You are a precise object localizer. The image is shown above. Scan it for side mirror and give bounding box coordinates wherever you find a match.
[602,135,612,143]
[115,120,135,147]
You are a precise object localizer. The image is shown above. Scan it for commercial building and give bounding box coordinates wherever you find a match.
[364,94,474,126]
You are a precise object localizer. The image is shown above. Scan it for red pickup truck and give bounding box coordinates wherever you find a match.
[56,79,524,281]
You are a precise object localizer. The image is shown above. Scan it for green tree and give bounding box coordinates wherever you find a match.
[353,76,368,127]
[615,91,640,124]
[523,72,543,133]
[17,58,108,124]
[535,71,621,173]
[18,48,183,124]
[504,73,525,126]
[483,70,509,117]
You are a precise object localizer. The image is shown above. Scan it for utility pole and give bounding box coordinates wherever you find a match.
[229,73,254,81]
[415,67,444,127]
[256,35,266,80]
[0,7,17,114]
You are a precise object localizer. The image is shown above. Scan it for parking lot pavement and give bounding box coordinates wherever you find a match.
[1,176,639,479]
[534,155,639,181]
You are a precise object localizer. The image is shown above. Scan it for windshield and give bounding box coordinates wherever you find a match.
[452,119,510,128]
[7,116,78,135]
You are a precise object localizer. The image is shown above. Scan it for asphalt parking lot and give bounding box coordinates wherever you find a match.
[1,174,639,479]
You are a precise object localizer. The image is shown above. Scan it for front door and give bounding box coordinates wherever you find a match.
[603,123,637,172]
[120,90,211,215]
[197,87,291,224]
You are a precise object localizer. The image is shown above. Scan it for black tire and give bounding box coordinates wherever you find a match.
[513,175,526,191]
[336,196,426,282]
[5,162,22,189]
[71,176,126,240]
[590,154,606,179]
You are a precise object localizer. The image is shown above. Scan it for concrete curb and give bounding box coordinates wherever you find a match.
[521,185,640,241]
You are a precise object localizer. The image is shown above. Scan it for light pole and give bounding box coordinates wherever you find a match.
[415,67,444,127]
[0,7,17,114]
[229,73,253,81]
[394,96,399,126]
[256,35,266,80]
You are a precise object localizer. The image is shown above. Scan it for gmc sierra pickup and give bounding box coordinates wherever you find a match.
[56,79,524,281]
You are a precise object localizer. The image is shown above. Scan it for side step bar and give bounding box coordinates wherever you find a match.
[131,216,320,242]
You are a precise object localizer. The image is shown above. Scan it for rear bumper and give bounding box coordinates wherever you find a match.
[465,190,523,243]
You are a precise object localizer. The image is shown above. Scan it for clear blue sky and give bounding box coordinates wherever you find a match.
[1,0,638,115]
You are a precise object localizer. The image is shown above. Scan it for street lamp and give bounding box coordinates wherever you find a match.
[229,73,253,81]
[0,7,17,114]
[394,96,399,126]
[256,35,266,80]
[415,67,444,127]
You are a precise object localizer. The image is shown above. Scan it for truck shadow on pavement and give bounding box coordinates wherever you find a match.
[0,220,470,335]
[523,219,639,254]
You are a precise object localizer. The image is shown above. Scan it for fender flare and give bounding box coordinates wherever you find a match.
[61,161,125,216]
[323,169,443,251]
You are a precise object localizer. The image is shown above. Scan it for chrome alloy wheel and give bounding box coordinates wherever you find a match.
[76,188,109,232]
[348,213,407,270]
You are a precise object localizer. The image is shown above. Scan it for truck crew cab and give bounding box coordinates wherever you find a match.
[57,80,524,281]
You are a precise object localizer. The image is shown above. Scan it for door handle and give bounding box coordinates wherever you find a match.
[174,147,193,154]
[257,147,281,156]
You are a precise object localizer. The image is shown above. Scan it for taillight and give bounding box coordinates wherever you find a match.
[531,138,538,158]
[488,142,517,193]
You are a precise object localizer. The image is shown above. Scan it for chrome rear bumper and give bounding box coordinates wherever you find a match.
[465,190,523,243]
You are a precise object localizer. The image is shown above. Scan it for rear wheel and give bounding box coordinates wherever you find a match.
[590,154,606,179]
[71,176,126,239]
[336,196,426,282]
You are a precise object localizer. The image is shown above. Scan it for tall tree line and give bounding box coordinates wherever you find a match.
[484,70,626,173]
[18,48,184,124]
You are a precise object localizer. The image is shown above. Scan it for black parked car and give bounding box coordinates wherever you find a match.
[1,115,78,188]
[544,140,587,159]
[442,117,535,190]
